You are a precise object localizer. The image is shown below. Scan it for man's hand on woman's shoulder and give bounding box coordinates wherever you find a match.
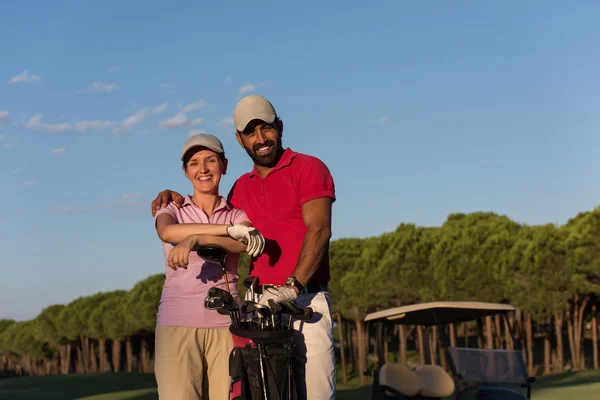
[151,189,185,216]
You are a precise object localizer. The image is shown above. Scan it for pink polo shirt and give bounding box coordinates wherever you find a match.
[154,195,249,329]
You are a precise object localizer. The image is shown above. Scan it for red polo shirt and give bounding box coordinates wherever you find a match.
[227,148,335,286]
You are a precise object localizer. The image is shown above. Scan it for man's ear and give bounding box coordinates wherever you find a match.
[235,132,245,148]
[278,119,284,137]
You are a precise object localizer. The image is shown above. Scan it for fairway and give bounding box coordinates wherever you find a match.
[1,370,599,400]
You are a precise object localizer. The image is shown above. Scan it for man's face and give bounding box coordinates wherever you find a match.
[236,119,283,168]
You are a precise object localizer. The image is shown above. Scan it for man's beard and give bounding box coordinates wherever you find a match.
[244,139,284,168]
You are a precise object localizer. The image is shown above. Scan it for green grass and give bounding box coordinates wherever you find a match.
[0,369,599,399]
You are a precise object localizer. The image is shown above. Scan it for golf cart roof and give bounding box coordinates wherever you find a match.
[364,301,515,326]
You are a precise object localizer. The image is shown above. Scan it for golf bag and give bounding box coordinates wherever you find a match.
[229,323,295,400]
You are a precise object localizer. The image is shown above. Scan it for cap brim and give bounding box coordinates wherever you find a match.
[236,113,276,133]
[181,145,224,160]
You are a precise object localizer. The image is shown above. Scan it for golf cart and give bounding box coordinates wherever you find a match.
[364,302,535,400]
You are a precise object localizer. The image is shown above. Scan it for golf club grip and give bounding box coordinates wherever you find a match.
[294,307,313,320]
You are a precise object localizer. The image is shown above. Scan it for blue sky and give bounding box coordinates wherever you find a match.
[1,1,600,321]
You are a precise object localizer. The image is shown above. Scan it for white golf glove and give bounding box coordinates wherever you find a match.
[258,285,298,306]
[226,224,266,257]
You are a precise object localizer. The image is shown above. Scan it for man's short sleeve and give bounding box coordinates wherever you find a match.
[296,156,336,205]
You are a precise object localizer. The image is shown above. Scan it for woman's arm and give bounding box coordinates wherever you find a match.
[156,213,252,245]
[167,233,248,270]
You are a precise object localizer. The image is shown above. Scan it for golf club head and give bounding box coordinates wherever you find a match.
[283,301,314,321]
[268,299,283,313]
[243,275,259,289]
[197,244,228,266]
[242,300,257,314]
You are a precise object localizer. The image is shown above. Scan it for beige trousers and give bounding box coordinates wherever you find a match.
[154,326,233,400]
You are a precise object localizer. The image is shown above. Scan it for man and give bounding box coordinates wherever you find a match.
[151,94,336,400]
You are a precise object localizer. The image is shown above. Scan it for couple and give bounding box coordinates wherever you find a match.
[152,94,336,400]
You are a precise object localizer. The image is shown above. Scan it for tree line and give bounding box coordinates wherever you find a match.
[1,206,599,387]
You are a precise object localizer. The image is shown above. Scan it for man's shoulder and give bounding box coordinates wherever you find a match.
[290,150,330,169]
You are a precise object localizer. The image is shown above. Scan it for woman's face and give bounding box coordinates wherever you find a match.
[184,148,227,195]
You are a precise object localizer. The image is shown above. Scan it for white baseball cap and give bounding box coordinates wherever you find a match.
[181,133,225,161]
[233,94,277,133]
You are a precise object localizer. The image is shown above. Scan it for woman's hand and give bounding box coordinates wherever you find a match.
[167,235,200,270]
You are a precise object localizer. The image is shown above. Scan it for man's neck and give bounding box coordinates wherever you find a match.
[191,193,221,216]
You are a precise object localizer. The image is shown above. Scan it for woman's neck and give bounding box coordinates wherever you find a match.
[190,192,221,216]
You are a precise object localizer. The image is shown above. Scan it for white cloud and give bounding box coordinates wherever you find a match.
[376,116,390,124]
[74,120,115,131]
[25,114,114,133]
[3,143,12,149]
[23,180,35,187]
[181,100,206,113]
[50,147,65,155]
[81,81,119,93]
[8,70,41,84]
[57,194,148,213]
[219,117,234,127]
[0,111,10,125]
[122,110,147,128]
[0,134,4,140]
[239,83,256,94]
[159,113,204,129]
[11,168,19,175]
[109,66,120,72]
[160,83,170,89]
[188,130,206,137]
[225,76,232,82]
[153,103,168,113]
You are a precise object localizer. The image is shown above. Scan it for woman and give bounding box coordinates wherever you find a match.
[153,133,265,399]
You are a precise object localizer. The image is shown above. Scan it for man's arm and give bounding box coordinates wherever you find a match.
[290,197,333,288]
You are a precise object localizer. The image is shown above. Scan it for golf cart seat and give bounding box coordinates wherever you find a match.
[379,363,422,398]
[414,365,455,398]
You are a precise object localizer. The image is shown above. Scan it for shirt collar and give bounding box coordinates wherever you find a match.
[183,195,232,212]
[249,147,297,178]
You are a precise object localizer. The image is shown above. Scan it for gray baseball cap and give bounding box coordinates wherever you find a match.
[233,94,277,133]
[181,133,225,160]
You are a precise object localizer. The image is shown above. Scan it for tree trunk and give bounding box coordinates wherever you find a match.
[140,336,150,373]
[476,319,485,350]
[80,335,90,373]
[336,313,348,386]
[417,325,425,365]
[575,295,589,370]
[399,325,407,365]
[485,316,494,349]
[430,326,438,365]
[449,323,457,348]
[566,302,578,370]
[354,317,367,386]
[75,347,84,374]
[351,328,358,375]
[125,337,134,373]
[89,341,98,373]
[555,312,564,373]
[525,312,534,376]
[62,344,72,375]
[505,314,514,350]
[112,340,122,373]
[544,317,552,375]
[592,304,598,370]
[494,314,503,349]
[98,339,109,372]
